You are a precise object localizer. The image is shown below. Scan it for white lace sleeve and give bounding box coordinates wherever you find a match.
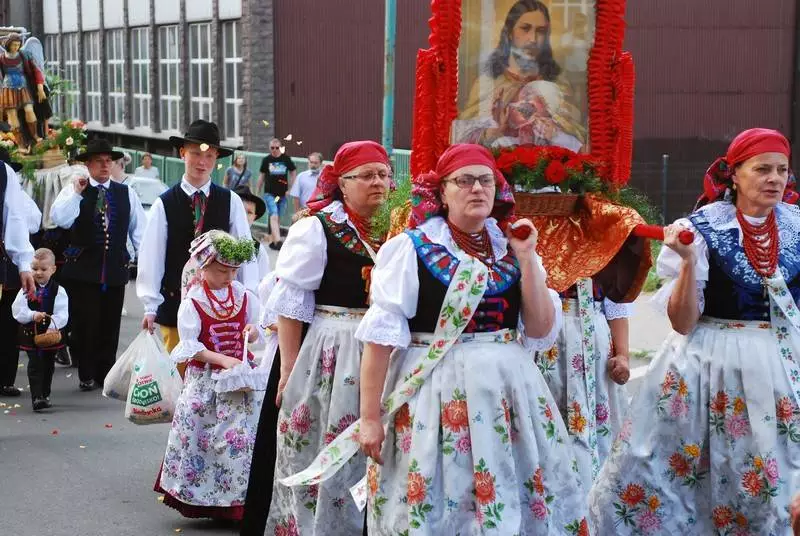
[266,216,327,323]
[603,299,634,320]
[519,287,563,352]
[651,218,708,315]
[355,233,418,349]
[170,299,207,363]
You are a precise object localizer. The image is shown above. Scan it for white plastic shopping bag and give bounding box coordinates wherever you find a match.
[125,332,183,424]
[103,330,153,401]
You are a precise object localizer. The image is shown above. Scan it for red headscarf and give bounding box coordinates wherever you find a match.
[306,140,391,214]
[697,128,796,208]
[410,144,515,227]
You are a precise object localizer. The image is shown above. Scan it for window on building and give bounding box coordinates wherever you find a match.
[62,33,80,119]
[44,35,61,117]
[189,22,212,122]
[222,20,242,140]
[85,31,101,123]
[549,0,594,32]
[107,29,125,125]
[131,27,150,129]
[158,25,181,132]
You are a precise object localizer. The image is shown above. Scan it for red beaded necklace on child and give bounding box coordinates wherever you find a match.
[203,280,237,319]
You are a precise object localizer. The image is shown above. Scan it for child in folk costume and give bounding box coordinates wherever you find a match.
[12,248,68,411]
[154,230,265,520]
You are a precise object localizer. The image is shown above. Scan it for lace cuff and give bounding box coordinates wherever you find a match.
[211,362,270,394]
[355,304,411,349]
[603,299,634,320]
[170,340,207,363]
[519,289,563,352]
[650,279,706,315]
[267,280,315,323]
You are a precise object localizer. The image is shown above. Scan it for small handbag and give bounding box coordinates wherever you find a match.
[33,314,62,348]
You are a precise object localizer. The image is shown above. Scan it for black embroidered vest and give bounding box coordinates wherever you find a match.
[314,211,373,308]
[18,280,66,350]
[156,183,231,326]
[61,180,131,287]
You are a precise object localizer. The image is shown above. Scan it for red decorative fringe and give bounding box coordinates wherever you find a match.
[612,51,635,185]
[411,0,634,185]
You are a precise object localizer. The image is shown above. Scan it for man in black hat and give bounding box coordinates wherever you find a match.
[137,120,257,360]
[50,139,146,391]
[0,150,35,397]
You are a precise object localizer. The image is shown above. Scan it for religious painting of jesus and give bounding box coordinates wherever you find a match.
[452,0,596,153]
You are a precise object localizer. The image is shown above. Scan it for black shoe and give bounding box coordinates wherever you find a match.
[0,386,22,397]
[54,348,71,367]
[269,241,283,251]
[79,380,97,392]
[32,397,48,412]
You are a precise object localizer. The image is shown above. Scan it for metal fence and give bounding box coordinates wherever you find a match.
[116,146,413,228]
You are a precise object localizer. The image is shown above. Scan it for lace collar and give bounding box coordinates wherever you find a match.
[417,216,509,261]
[697,201,800,246]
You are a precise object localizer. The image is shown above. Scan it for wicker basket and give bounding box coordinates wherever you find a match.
[33,314,62,348]
[514,192,581,217]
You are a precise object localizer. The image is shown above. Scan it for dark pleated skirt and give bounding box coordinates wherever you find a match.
[239,349,281,536]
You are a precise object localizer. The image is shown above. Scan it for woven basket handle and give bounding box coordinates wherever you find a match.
[34,313,58,334]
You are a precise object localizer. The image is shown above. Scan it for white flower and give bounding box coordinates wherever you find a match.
[65,137,74,146]
[1,140,14,148]
[199,143,209,152]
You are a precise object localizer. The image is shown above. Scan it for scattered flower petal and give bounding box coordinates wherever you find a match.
[261,120,270,127]
[157,496,165,503]
[52,429,59,435]
[79,445,86,449]
[66,373,72,378]
[3,410,9,414]
[104,424,113,428]
[199,143,210,152]
[175,529,182,533]
[279,147,286,155]
[296,141,303,146]
[284,134,293,141]
[13,404,21,408]
[217,164,223,170]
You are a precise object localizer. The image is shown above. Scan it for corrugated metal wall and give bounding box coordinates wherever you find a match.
[272,0,430,159]
[624,0,797,219]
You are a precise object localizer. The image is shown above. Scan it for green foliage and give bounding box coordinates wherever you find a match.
[212,235,256,265]
[372,174,412,239]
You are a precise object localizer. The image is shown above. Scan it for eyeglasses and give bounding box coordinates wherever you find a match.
[445,174,495,189]
[270,146,281,150]
[342,170,393,183]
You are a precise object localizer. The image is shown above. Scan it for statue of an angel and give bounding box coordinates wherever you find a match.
[0,33,47,153]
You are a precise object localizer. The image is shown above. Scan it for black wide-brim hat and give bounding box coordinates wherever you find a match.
[233,185,266,220]
[169,119,233,158]
[75,138,125,162]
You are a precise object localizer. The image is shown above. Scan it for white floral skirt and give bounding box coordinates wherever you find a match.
[159,365,264,509]
[266,306,367,536]
[536,299,629,488]
[367,332,589,536]
[589,318,800,535]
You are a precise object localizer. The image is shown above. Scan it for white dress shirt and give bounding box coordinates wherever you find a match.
[21,189,42,235]
[255,240,271,282]
[50,176,145,253]
[12,282,69,330]
[3,163,34,273]
[136,176,258,316]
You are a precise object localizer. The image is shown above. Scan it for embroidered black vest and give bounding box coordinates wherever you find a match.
[689,207,800,321]
[314,211,373,308]
[61,180,131,287]
[18,280,66,350]
[156,183,231,327]
[405,229,521,333]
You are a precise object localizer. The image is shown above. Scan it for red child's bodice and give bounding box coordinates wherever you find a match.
[189,293,252,371]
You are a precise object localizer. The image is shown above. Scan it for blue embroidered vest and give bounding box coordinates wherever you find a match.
[61,181,131,287]
[689,204,800,321]
[405,229,521,333]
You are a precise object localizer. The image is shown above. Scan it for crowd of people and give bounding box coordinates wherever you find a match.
[4,120,800,534]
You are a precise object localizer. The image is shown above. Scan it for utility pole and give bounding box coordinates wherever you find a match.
[381,0,397,156]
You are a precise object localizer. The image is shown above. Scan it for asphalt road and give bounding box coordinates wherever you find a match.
[1,245,670,535]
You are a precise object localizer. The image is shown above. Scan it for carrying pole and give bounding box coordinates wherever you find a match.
[381,0,397,155]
